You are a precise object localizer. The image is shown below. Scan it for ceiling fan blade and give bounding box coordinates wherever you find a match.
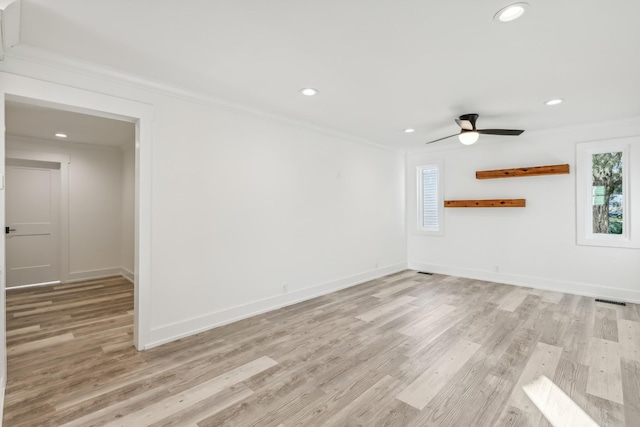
[477,129,524,136]
[425,133,458,145]
[455,118,473,131]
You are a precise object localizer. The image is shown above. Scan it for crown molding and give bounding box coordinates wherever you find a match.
[3,45,398,153]
[6,133,128,152]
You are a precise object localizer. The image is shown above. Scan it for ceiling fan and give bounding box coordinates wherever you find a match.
[426,113,524,145]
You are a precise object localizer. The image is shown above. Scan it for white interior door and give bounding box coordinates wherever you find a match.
[5,159,61,287]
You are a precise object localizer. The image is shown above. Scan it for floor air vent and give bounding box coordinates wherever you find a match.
[418,272,433,275]
[595,299,626,306]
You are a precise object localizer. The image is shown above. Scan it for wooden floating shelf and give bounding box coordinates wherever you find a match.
[476,164,570,179]
[445,199,526,208]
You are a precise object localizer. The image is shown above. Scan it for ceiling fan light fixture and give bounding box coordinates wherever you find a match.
[425,113,524,145]
[494,3,528,22]
[459,131,479,145]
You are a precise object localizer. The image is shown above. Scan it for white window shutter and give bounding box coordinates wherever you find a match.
[422,168,439,229]
[417,162,443,235]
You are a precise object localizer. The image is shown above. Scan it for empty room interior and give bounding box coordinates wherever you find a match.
[0,1,639,426]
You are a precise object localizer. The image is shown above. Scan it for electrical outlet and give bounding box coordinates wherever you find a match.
[375,262,379,269]
[493,265,500,272]
[282,282,289,293]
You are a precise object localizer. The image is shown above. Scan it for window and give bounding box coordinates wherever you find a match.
[591,151,623,235]
[417,161,444,235]
[577,137,639,248]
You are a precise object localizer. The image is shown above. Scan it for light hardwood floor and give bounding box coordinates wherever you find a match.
[3,272,640,426]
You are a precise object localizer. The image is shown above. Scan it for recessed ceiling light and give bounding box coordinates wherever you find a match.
[545,98,564,106]
[404,128,415,133]
[300,88,318,96]
[494,2,528,22]
[54,133,68,138]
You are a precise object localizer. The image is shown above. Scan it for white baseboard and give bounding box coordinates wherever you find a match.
[409,261,640,304]
[0,378,4,427]
[66,267,123,283]
[121,267,134,283]
[145,262,408,349]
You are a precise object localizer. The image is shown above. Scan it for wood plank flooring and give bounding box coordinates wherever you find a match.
[3,272,640,426]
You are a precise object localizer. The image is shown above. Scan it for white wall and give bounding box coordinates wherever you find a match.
[6,137,127,281]
[121,145,135,280]
[146,96,406,343]
[0,55,407,348]
[407,118,640,302]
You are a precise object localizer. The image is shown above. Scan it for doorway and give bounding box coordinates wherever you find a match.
[4,100,136,288]
[0,73,154,365]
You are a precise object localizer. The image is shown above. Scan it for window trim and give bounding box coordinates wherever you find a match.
[576,138,637,248]
[416,161,444,236]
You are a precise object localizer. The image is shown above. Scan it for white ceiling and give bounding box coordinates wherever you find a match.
[10,0,640,150]
[5,101,135,147]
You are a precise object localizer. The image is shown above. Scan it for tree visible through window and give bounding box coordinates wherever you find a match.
[592,152,623,234]
[577,137,638,249]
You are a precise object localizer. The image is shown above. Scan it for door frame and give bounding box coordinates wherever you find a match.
[5,151,70,285]
[0,73,155,385]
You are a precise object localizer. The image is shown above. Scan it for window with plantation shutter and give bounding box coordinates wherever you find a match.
[417,162,444,235]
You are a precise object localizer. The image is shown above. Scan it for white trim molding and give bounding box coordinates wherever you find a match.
[66,268,124,283]
[0,72,154,353]
[576,136,640,248]
[3,45,395,153]
[121,267,134,283]
[409,261,640,304]
[0,379,4,426]
[145,262,408,349]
